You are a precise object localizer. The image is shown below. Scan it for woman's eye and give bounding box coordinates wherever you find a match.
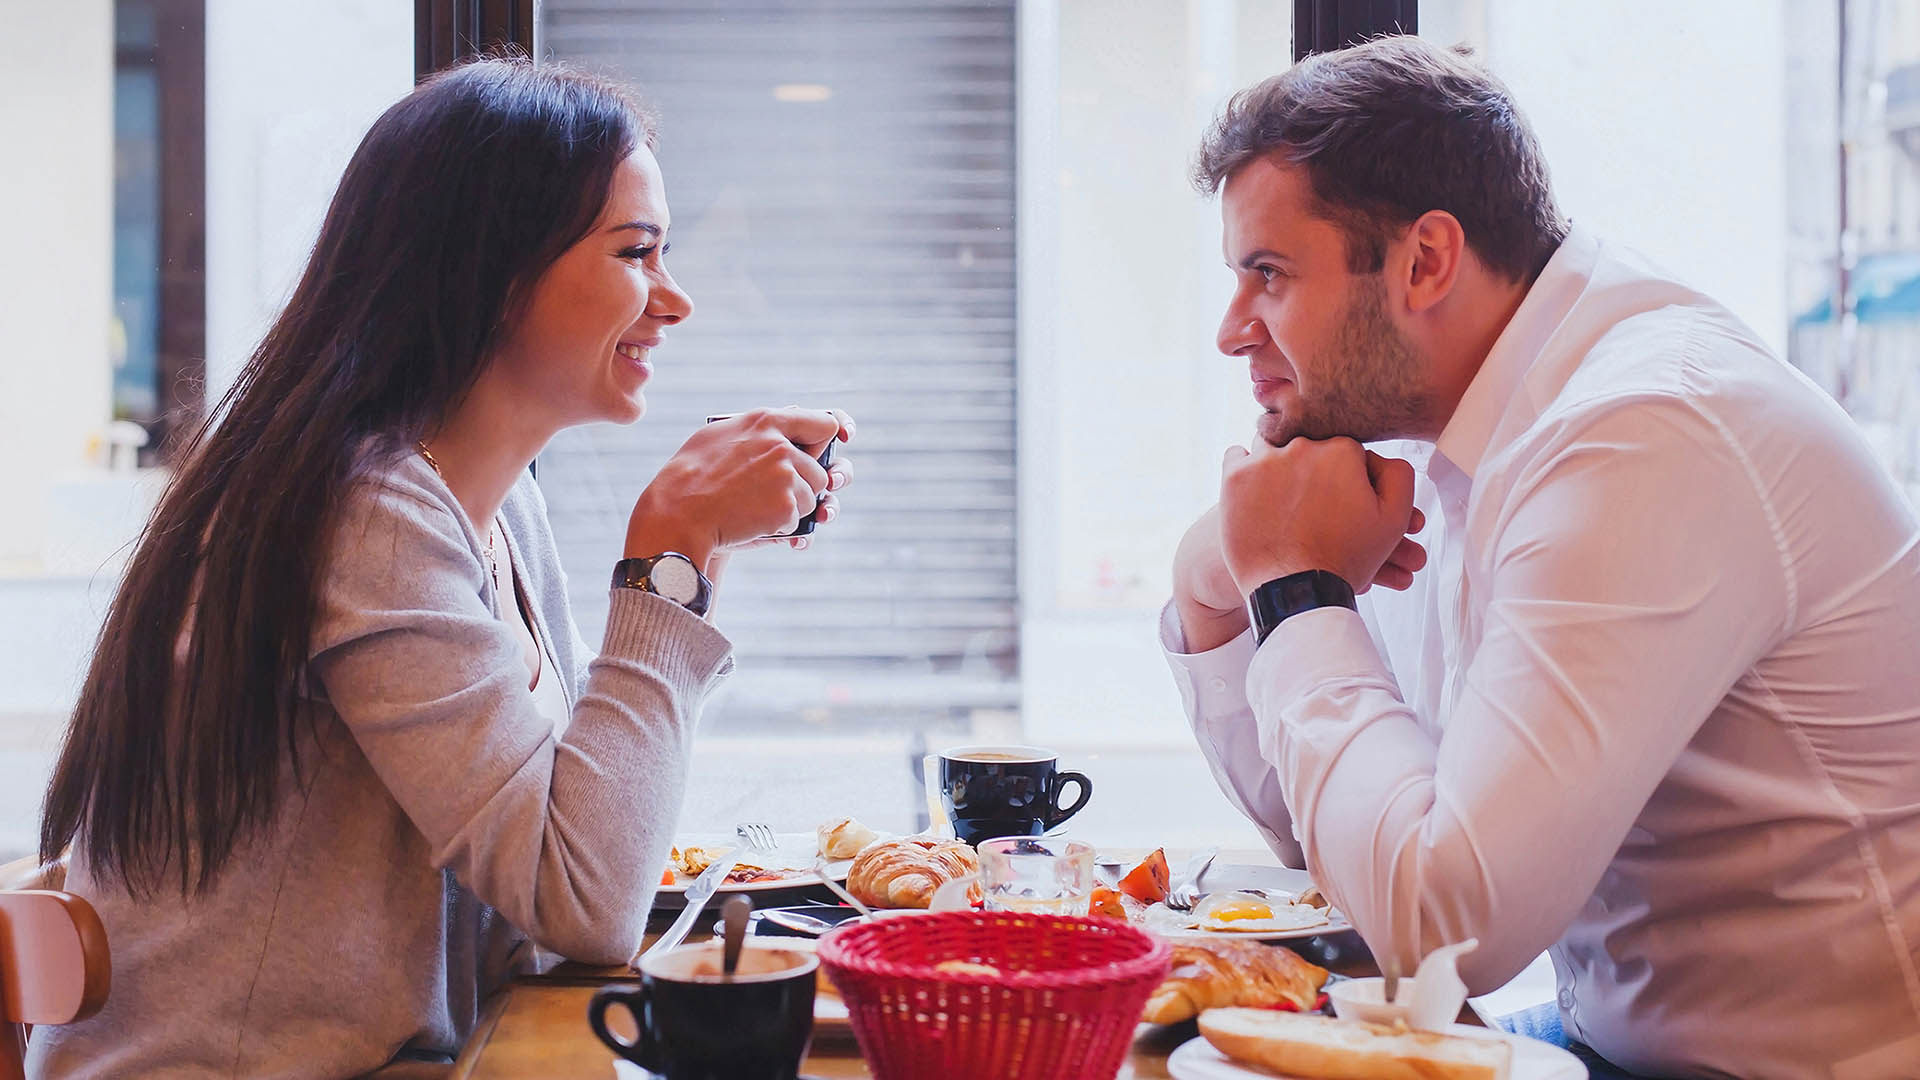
[618,245,657,261]
[1258,265,1282,282]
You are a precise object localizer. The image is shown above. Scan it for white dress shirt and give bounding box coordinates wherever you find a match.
[1164,229,1920,1079]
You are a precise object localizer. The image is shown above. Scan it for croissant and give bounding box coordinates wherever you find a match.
[847,838,980,909]
[1141,939,1330,1025]
[817,816,880,860]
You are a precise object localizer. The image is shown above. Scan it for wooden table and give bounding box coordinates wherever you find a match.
[450,849,1430,1079]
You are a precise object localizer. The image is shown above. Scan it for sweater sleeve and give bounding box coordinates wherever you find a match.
[308,477,732,965]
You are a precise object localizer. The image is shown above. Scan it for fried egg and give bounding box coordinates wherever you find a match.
[1189,890,1328,934]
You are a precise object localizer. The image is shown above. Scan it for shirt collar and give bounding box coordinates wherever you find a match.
[1431,226,1601,483]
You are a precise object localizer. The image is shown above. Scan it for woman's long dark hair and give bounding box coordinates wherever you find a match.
[40,59,655,897]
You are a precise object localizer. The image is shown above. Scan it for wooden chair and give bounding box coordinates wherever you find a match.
[0,856,108,1080]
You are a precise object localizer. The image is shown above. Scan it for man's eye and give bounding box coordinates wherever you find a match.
[1258,265,1282,282]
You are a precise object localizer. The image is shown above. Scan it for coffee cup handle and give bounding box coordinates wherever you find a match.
[588,983,655,1069]
[1046,770,1093,827]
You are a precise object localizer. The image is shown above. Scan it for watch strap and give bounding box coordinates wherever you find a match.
[1247,569,1357,646]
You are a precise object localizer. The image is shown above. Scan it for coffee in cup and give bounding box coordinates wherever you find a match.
[937,744,1093,847]
[589,941,816,1080]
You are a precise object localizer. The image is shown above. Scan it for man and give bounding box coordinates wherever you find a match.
[1165,36,1920,1079]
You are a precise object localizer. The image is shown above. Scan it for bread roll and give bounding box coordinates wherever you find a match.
[1141,939,1328,1024]
[816,817,880,860]
[847,838,979,909]
[933,960,1002,978]
[1198,1008,1512,1080]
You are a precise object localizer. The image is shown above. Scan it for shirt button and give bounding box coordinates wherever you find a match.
[1207,677,1228,692]
[1558,988,1575,1010]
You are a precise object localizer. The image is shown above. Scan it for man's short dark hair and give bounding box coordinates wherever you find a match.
[1195,35,1568,284]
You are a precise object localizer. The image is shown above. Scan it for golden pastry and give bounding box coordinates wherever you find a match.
[1141,939,1330,1025]
[847,838,979,909]
[816,816,880,860]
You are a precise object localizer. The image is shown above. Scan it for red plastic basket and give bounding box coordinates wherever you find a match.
[818,910,1172,1080]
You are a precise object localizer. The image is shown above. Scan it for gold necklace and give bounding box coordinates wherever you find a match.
[417,441,502,598]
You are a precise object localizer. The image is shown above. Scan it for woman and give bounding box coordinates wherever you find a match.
[29,59,850,1077]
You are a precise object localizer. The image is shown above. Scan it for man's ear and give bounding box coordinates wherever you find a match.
[1404,210,1466,315]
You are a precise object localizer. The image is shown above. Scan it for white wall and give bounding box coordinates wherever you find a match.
[0,0,113,568]
[204,0,413,400]
[1019,0,1283,755]
[1019,0,1795,753]
[1427,0,1791,355]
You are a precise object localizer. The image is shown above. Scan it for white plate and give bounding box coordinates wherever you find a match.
[1142,897,1352,944]
[1155,923,1353,944]
[1148,910,1354,944]
[1103,860,1356,942]
[659,832,855,896]
[815,992,851,1031]
[1166,1026,1587,1080]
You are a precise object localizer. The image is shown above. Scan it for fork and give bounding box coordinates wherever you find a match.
[643,823,777,961]
[1166,847,1219,911]
[738,821,776,851]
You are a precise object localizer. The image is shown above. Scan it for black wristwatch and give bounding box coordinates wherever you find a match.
[1247,569,1357,646]
[612,552,713,617]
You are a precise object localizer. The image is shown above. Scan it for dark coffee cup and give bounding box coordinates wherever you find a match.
[937,744,1093,847]
[705,413,835,537]
[589,942,816,1080]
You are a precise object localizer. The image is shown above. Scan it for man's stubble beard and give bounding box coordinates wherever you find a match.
[1256,272,1432,448]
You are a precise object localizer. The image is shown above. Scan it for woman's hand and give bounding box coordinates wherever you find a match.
[624,407,854,568]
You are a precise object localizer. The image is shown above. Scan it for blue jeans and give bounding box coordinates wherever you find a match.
[1497,1002,1661,1080]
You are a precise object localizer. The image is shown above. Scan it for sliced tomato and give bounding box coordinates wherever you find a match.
[1116,848,1170,904]
[1087,886,1127,920]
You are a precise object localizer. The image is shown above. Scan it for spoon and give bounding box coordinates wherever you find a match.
[813,860,875,917]
[720,895,752,977]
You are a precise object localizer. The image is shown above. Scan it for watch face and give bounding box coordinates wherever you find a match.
[650,555,700,603]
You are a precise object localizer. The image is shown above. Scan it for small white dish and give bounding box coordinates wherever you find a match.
[1331,938,1480,1030]
[1327,975,1418,1025]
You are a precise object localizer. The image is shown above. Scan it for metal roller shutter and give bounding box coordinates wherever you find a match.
[538,0,1019,726]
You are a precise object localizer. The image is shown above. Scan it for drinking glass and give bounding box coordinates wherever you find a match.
[976,836,1096,915]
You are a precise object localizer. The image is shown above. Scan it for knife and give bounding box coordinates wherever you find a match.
[642,848,746,962]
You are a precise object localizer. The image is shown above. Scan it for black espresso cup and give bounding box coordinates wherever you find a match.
[938,744,1094,847]
[705,413,836,537]
[589,942,817,1080]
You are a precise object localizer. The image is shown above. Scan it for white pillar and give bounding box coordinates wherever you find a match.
[1018,0,1285,748]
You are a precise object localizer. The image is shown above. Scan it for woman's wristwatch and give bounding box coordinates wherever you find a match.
[612,553,713,617]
